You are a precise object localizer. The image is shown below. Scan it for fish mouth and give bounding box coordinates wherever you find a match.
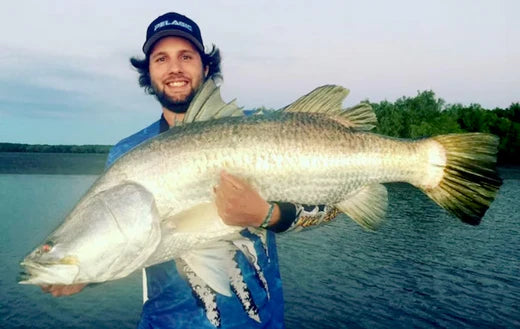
[18,266,32,283]
[19,259,80,285]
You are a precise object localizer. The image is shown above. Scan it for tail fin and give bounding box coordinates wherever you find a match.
[424,133,502,225]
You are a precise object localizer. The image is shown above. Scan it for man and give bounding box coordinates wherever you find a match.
[43,12,337,328]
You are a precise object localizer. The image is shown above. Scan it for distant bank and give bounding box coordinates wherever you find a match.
[0,143,111,174]
[0,142,112,154]
[0,152,108,174]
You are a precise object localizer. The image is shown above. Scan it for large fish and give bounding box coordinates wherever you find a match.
[20,80,501,322]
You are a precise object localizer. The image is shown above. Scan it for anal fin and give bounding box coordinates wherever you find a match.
[336,184,388,230]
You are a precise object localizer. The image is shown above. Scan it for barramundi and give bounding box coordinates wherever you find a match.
[20,80,501,324]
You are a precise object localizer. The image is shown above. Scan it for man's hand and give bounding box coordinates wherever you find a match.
[214,171,280,228]
[40,284,87,297]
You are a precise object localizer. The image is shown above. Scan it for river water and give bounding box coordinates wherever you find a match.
[0,162,518,328]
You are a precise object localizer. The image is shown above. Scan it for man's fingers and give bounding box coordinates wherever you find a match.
[57,286,78,296]
[40,283,87,297]
[220,171,245,190]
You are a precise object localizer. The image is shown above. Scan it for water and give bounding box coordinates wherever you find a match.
[0,169,519,328]
[279,180,520,329]
[0,152,106,174]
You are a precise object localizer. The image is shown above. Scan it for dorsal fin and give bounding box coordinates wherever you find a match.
[282,85,377,131]
[283,85,349,114]
[182,78,243,124]
[331,103,377,131]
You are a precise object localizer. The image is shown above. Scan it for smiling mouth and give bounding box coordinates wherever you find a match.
[166,81,189,88]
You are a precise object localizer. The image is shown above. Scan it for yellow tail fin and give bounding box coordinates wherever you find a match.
[424,133,502,225]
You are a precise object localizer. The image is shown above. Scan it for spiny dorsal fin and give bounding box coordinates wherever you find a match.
[182,78,243,124]
[283,85,350,114]
[283,85,377,131]
[335,184,388,230]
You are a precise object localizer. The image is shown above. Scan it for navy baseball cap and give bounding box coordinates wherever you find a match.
[142,12,204,55]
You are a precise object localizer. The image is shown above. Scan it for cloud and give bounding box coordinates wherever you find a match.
[1,0,519,145]
[0,46,156,120]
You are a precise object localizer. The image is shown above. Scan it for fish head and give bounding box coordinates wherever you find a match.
[20,182,162,285]
[19,241,81,285]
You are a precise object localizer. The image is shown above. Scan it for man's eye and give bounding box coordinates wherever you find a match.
[155,57,166,63]
[181,55,192,61]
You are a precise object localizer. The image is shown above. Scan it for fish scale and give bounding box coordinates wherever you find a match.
[140,114,395,206]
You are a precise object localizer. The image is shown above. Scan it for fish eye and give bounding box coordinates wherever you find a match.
[41,241,55,253]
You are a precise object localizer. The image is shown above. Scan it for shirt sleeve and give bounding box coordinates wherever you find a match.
[269,202,340,233]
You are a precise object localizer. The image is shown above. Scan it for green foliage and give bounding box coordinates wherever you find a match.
[371,91,519,165]
[372,90,462,138]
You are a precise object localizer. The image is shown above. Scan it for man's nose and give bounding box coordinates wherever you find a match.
[167,58,182,74]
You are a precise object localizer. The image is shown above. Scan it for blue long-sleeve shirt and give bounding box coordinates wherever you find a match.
[106,115,285,329]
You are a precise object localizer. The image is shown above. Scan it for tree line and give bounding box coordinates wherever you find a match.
[369,91,519,165]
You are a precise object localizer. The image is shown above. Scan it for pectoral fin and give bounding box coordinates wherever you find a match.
[180,242,236,296]
[335,184,388,230]
[165,203,236,296]
[165,202,235,232]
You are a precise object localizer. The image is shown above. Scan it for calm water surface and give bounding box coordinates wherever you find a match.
[0,170,518,328]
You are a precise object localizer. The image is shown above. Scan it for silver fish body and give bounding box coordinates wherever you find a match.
[102,112,425,267]
[105,112,435,214]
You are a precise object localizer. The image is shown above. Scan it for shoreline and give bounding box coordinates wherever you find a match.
[0,152,107,175]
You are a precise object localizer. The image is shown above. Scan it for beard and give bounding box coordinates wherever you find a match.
[152,83,198,114]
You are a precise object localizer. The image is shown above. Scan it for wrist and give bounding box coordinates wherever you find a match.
[259,202,275,228]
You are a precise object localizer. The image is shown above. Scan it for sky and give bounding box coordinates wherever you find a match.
[0,0,518,145]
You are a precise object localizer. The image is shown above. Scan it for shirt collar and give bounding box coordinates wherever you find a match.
[159,114,169,133]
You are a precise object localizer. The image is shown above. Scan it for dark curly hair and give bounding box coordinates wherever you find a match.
[129,44,222,95]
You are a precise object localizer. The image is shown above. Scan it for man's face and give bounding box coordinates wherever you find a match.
[149,36,208,111]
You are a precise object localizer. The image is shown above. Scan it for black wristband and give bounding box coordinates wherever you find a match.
[269,202,297,233]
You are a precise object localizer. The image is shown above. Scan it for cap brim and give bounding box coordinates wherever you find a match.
[142,30,204,55]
